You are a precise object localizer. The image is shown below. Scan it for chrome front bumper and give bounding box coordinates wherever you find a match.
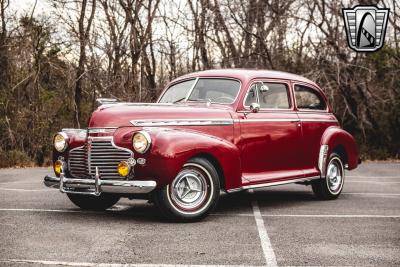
[44,168,156,196]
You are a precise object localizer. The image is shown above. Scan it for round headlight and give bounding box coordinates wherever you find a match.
[132,131,151,153]
[53,132,69,152]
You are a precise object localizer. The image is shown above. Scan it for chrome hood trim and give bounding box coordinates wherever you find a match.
[130,118,233,127]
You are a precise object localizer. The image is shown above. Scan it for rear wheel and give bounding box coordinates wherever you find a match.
[153,157,220,222]
[312,153,345,200]
[67,193,120,211]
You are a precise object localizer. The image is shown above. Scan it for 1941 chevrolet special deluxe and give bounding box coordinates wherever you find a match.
[44,69,359,221]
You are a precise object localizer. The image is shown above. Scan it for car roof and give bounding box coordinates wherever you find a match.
[171,68,318,87]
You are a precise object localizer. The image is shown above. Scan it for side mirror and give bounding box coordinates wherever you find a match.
[259,84,269,92]
[250,103,260,113]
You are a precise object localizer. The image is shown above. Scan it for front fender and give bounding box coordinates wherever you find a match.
[321,126,359,170]
[137,128,242,190]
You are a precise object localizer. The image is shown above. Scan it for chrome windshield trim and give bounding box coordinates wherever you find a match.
[185,77,199,101]
[130,118,234,127]
[158,77,242,105]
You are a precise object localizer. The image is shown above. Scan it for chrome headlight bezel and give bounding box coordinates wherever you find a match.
[132,131,151,154]
[53,132,69,152]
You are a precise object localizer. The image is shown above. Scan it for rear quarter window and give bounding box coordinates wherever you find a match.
[294,85,326,110]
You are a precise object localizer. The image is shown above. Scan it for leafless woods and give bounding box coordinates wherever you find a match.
[0,0,399,166]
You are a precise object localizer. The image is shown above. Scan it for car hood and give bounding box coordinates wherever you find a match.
[88,103,234,128]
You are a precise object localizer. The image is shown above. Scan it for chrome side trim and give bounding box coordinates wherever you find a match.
[318,145,329,178]
[239,119,300,123]
[130,118,337,126]
[237,119,336,123]
[300,119,338,123]
[130,119,234,127]
[226,176,321,193]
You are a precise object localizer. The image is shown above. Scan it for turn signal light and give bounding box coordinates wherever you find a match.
[54,160,63,177]
[117,161,130,177]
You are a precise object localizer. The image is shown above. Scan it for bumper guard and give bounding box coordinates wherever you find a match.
[44,167,156,196]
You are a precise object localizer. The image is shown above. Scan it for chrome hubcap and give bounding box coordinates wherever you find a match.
[327,159,343,193]
[170,167,208,211]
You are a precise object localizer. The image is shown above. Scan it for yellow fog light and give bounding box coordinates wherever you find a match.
[117,161,130,177]
[54,160,63,177]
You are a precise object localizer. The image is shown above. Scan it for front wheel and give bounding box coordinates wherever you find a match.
[153,157,220,222]
[67,193,120,211]
[312,153,345,200]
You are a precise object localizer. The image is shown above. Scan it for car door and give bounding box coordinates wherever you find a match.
[238,80,304,185]
[293,83,339,177]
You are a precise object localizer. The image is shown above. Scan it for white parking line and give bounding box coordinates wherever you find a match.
[0,205,131,213]
[0,208,86,213]
[343,192,400,197]
[346,181,400,184]
[0,187,54,192]
[0,259,246,267]
[1,208,399,219]
[212,213,400,218]
[261,214,400,218]
[0,180,38,184]
[250,190,278,267]
[347,175,400,179]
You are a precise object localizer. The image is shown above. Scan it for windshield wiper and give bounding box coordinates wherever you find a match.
[186,98,211,103]
[173,97,186,103]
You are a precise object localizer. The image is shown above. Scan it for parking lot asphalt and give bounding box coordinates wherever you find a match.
[0,162,399,266]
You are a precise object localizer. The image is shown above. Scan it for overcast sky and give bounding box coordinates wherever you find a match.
[11,0,50,16]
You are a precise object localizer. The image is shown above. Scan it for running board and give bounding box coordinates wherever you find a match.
[227,176,321,193]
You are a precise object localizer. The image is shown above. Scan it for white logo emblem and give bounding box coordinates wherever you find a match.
[127,157,136,166]
[342,5,389,52]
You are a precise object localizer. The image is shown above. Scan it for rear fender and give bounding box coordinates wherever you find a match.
[319,126,359,176]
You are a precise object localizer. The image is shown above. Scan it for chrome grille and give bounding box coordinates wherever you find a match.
[68,138,132,179]
[69,146,88,178]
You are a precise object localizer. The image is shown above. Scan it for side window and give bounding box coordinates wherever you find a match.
[244,82,290,109]
[259,83,290,109]
[294,85,326,110]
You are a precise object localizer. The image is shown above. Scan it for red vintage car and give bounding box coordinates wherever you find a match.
[44,69,359,221]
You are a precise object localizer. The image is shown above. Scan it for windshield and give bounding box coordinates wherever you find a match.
[158,78,240,104]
